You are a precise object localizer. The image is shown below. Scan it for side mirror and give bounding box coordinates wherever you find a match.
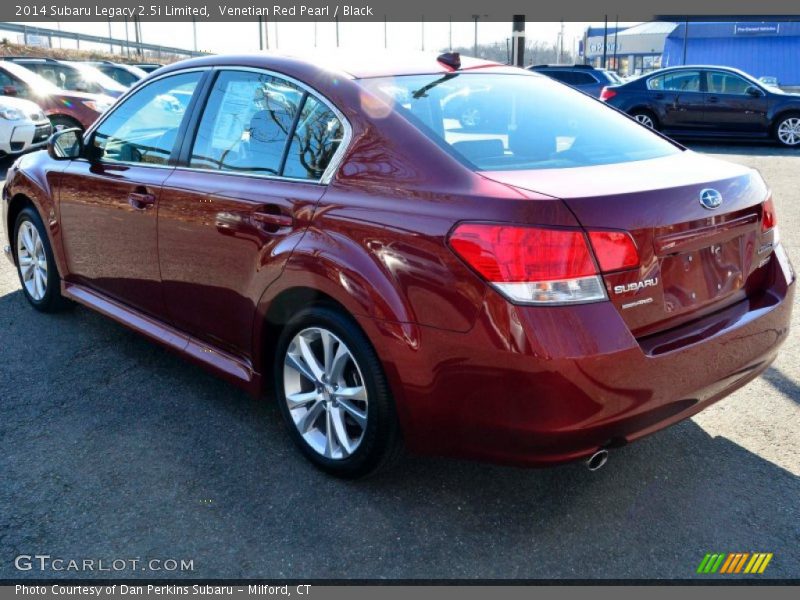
[47,128,83,160]
[746,86,764,97]
[2,85,18,96]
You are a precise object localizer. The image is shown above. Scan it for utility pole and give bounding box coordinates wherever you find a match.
[512,15,525,67]
[613,15,619,72]
[602,14,608,68]
[472,15,479,57]
[421,17,424,51]
[258,16,263,50]
[682,18,689,65]
[559,20,564,63]
[384,16,387,48]
[107,19,113,53]
[335,16,340,47]
[264,18,269,50]
[192,17,197,52]
[123,17,129,57]
[275,21,279,49]
[448,17,452,50]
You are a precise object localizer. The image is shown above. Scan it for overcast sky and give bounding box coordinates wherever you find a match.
[14,20,609,55]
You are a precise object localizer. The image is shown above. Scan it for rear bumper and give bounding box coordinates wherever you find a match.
[366,247,795,467]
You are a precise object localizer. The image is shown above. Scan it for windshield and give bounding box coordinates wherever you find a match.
[67,63,128,93]
[0,61,61,95]
[359,72,680,171]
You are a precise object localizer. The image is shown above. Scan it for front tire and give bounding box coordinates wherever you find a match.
[274,306,403,478]
[13,207,65,312]
[774,114,800,147]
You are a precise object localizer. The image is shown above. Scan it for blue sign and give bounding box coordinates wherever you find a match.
[734,23,780,35]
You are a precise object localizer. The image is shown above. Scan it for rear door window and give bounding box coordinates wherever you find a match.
[190,70,344,180]
[648,71,701,92]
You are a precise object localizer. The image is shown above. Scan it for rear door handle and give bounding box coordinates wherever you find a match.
[128,190,156,210]
[708,96,719,103]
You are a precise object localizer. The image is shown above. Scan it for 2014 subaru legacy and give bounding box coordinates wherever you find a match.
[3,52,794,477]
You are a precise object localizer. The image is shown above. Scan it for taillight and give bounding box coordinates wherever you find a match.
[587,231,639,272]
[762,196,777,232]
[600,87,617,101]
[448,224,639,305]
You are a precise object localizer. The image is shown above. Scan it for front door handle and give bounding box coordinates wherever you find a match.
[708,96,719,103]
[128,190,156,210]
[251,210,293,230]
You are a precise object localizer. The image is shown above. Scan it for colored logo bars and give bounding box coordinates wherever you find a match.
[697,552,773,574]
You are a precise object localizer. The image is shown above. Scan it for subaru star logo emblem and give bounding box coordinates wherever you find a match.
[699,189,723,210]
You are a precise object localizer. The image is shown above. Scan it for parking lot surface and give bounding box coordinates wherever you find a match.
[0,143,798,580]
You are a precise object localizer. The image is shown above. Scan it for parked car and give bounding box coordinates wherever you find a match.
[529,64,622,97]
[0,61,114,131]
[0,57,127,98]
[85,61,148,87]
[600,65,800,147]
[134,63,163,73]
[0,95,51,157]
[3,53,794,477]
[759,76,779,88]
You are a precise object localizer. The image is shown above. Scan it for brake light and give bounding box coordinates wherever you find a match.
[447,224,605,305]
[587,231,639,272]
[600,87,617,101]
[762,196,777,232]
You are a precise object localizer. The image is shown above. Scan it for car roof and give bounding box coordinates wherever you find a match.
[156,51,515,80]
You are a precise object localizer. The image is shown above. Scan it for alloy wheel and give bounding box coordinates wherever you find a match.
[283,327,368,460]
[16,220,48,301]
[634,113,655,128]
[777,117,800,146]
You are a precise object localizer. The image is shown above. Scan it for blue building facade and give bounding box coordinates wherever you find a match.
[663,22,800,86]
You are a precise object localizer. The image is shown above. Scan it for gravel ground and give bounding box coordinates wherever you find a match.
[0,143,797,581]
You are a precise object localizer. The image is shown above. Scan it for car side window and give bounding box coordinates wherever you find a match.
[282,95,344,180]
[92,71,201,166]
[707,72,752,95]
[648,71,701,92]
[189,70,303,175]
[571,72,598,85]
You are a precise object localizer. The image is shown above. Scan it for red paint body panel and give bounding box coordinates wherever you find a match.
[2,53,795,468]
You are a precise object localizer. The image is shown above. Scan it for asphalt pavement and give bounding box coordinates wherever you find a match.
[0,143,798,581]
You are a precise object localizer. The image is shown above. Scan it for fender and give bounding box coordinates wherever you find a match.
[3,152,70,278]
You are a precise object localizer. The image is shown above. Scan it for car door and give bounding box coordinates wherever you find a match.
[648,70,705,130]
[58,70,204,317]
[157,68,346,356]
[704,70,769,133]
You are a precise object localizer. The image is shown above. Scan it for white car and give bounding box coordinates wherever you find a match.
[0,96,52,157]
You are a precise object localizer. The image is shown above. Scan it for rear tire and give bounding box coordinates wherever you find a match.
[630,109,658,130]
[274,306,403,478]
[13,207,66,312]
[773,113,800,148]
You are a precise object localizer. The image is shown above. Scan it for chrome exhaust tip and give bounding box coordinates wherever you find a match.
[586,449,609,471]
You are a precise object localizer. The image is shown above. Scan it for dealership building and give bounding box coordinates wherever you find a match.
[584,20,800,87]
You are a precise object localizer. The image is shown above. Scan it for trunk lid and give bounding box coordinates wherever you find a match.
[481,151,772,337]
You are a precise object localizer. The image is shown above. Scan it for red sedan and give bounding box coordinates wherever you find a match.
[2,52,794,477]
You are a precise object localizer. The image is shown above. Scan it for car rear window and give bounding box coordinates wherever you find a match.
[359,72,679,171]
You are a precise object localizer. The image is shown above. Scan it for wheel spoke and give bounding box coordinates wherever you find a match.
[323,408,337,458]
[297,334,325,382]
[285,351,318,384]
[286,390,319,409]
[337,385,367,402]
[320,329,336,376]
[18,254,33,266]
[34,269,45,299]
[337,398,367,429]
[298,400,325,433]
[21,227,34,254]
[328,343,351,382]
[330,407,353,456]
[20,263,34,280]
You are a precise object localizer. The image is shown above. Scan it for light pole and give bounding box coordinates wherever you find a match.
[472,15,479,57]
